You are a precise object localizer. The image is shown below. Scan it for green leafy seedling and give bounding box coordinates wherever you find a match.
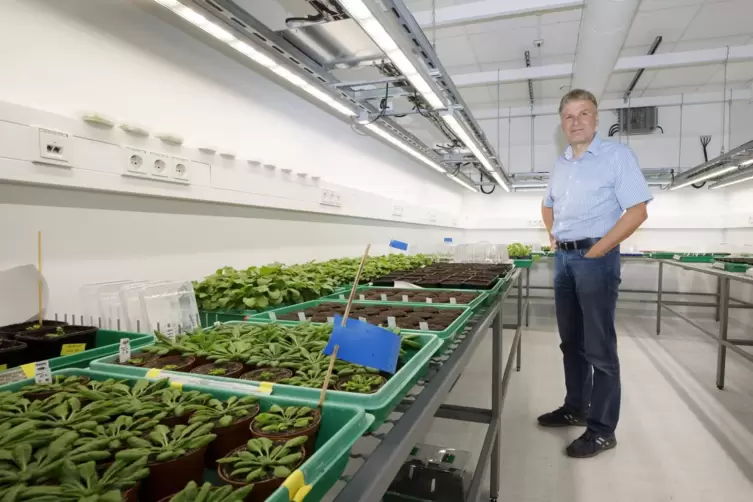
[252,405,315,433]
[216,436,307,483]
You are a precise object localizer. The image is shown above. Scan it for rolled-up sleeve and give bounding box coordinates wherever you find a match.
[615,147,653,210]
[543,180,554,208]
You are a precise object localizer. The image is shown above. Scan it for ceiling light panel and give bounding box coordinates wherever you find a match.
[709,169,753,190]
[670,164,740,190]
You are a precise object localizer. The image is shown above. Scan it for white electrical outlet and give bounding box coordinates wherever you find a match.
[151,152,169,178]
[123,147,148,176]
[35,127,72,167]
[171,157,190,183]
[320,189,341,207]
[393,205,404,217]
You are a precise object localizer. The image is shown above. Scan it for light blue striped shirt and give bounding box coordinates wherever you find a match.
[543,134,652,241]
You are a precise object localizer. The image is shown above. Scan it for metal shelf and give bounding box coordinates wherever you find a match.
[332,269,527,502]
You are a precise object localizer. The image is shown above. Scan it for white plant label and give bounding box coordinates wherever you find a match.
[358,317,367,323]
[387,316,397,329]
[402,295,409,302]
[450,298,457,304]
[338,294,345,300]
[426,298,433,304]
[297,312,307,321]
[162,324,176,341]
[419,321,429,331]
[381,294,388,301]
[118,338,131,363]
[34,361,51,384]
[327,317,334,325]
[0,368,27,385]
[268,312,277,321]
[359,294,366,301]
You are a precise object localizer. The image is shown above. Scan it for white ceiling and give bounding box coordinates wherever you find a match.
[405,0,753,108]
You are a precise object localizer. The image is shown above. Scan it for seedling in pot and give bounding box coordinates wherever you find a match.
[39,395,120,431]
[252,405,314,433]
[166,480,255,502]
[116,422,217,463]
[142,332,191,357]
[207,340,254,365]
[25,323,42,331]
[0,421,60,451]
[245,343,303,369]
[217,436,307,483]
[133,388,212,422]
[333,362,379,377]
[279,367,335,389]
[78,414,161,451]
[189,395,260,429]
[337,374,386,394]
[80,378,171,405]
[163,364,179,371]
[43,326,67,339]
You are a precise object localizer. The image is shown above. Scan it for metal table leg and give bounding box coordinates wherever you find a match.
[516,271,522,371]
[716,278,730,389]
[715,277,722,322]
[656,261,663,335]
[489,307,503,501]
[525,267,530,327]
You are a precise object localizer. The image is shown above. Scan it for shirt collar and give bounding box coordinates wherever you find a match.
[564,133,601,161]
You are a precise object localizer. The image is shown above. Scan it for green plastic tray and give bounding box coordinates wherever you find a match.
[319,285,488,310]
[714,261,752,273]
[1,367,372,502]
[0,329,153,378]
[91,330,442,432]
[513,259,533,268]
[200,309,261,324]
[673,254,715,263]
[249,299,474,348]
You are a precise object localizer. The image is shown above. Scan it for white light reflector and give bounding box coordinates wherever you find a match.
[709,170,753,190]
[670,164,740,190]
[364,123,446,174]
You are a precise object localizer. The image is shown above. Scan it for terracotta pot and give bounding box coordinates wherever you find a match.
[190,361,244,379]
[217,443,306,502]
[144,355,196,372]
[139,447,207,502]
[240,367,293,383]
[204,404,260,468]
[250,408,321,454]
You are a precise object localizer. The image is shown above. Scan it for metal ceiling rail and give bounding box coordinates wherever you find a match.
[671,139,753,185]
[175,0,477,188]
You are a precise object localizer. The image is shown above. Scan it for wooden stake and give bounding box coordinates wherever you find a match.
[38,231,43,326]
[317,244,371,408]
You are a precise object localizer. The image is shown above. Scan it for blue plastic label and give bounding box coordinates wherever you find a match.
[324,315,401,373]
[444,237,453,243]
[389,240,408,251]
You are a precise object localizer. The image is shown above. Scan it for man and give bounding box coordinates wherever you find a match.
[538,89,652,458]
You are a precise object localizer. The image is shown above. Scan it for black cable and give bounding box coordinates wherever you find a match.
[700,135,711,162]
[478,171,496,195]
[608,123,620,137]
[362,82,391,126]
[692,181,706,189]
[656,125,664,133]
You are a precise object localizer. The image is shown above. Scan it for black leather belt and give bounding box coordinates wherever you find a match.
[557,237,601,251]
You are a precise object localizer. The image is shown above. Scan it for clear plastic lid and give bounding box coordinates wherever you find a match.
[138,281,200,335]
[80,280,135,328]
[119,281,169,333]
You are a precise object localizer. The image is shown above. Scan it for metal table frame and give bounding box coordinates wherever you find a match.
[653,259,753,389]
[333,269,528,502]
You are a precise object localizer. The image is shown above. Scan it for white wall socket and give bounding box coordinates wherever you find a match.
[123,147,149,176]
[393,205,404,217]
[320,189,341,207]
[151,152,169,178]
[171,157,190,183]
[35,127,72,167]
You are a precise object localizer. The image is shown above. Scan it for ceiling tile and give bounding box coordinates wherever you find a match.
[682,0,753,40]
[624,6,700,47]
[463,16,540,36]
[540,8,584,24]
[537,54,577,66]
[482,82,529,103]
[646,65,720,89]
[457,86,493,104]
[673,35,751,51]
[535,78,573,99]
[467,27,540,64]
[707,62,753,84]
[638,0,726,12]
[445,63,481,74]
[478,60,530,72]
[537,21,580,56]
[435,35,477,67]
[638,85,702,97]
[606,73,637,93]
[431,25,468,39]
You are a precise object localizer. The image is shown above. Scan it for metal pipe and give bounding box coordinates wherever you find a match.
[514,285,720,297]
[716,278,730,389]
[624,36,662,100]
[657,261,663,335]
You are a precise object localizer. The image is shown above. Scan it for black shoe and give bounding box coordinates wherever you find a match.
[537,406,586,427]
[565,430,617,458]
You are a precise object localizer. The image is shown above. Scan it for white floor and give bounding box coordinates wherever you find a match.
[327,312,753,501]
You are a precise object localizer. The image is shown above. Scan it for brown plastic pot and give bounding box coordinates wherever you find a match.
[335,374,387,394]
[241,367,293,383]
[122,482,140,502]
[250,408,321,454]
[139,447,207,502]
[190,361,244,379]
[217,443,306,502]
[205,403,260,468]
[144,355,196,372]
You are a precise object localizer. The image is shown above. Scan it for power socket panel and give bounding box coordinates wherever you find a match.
[320,189,341,207]
[170,156,190,184]
[151,152,170,178]
[123,147,149,177]
[35,127,72,167]
[393,205,404,217]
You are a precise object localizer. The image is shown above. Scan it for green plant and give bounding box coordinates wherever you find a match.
[78,415,160,451]
[253,405,315,433]
[208,368,227,376]
[540,245,551,252]
[166,481,255,502]
[0,397,60,425]
[339,374,384,393]
[18,375,89,396]
[245,343,302,369]
[279,368,335,389]
[0,422,58,452]
[44,326,66,339]
[116,422,217,463]
[181,330,219,359]
[141,332,190,357]
[133,388,211,421]
[162,364,179,371]
[124,356,146,365]
[507,243,533,259]
[216,436,307,483]
[207,340,254,365]
[24,324,41,331]
[39,396,118,431]
[334,363,379,377]
[189,395,259,428]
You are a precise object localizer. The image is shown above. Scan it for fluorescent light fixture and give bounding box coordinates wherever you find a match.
[446,175,477,192]
[364,123,445,174]
[670,164,740,190]
[153,1,355,117]
[514,186,547,192]
[441,114,510,192]
[513,183,548,189]
[739,158,753,168]
[339,0,445,110]
[709,170,753,190]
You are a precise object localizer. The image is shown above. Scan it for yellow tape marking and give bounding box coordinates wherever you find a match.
[259,381,274,393]
[293,484,313,501]
[282,470,305,500]
[145,369,162,379]
[21,363,35,378]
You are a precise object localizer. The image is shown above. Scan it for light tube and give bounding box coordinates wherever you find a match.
[513,183,548,189]
[364,123,446,174]
[514,186,547,192]
[339,0,445,110]
[446,175,478,192]
[709,170,753,190]
[442,114,510,191]
[670,164,740,190]
[153,1,355,117]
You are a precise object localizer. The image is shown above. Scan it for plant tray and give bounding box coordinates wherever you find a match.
[715,262,752,273]
[513,259,533,268]
[91,329,442,432]
[646,252,679,259]
[320,286,488,311]
[0,329,153,382]
[0,368,371,502]
[673,254,714,263]
[250,300,474,345]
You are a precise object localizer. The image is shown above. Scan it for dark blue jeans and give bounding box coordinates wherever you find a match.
[554,246,621,435]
